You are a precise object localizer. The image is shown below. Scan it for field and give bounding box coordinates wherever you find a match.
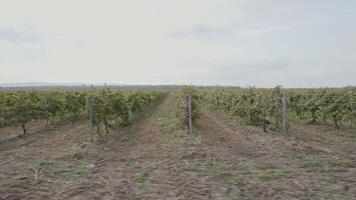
[0,87,355,200]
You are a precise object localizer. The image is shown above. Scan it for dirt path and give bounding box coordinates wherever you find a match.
[196,107,356,199]
[0,95,235,200]
[1,95,355,200]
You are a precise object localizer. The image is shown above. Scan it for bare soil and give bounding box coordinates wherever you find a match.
[0,94,355,200]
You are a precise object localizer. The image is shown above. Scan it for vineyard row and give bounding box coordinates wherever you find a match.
[0,88,163,136]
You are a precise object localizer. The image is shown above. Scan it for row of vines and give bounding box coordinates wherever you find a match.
[0,88,162,136]
[173,86,203,128]
[207,87,284,132]
[90,88,162,137]
[288,88,356,129]
[206,87,356,131]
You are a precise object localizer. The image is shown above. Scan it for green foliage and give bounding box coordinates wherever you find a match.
[226,178,247,187]
[156,116,182,136]
[257,170,283,181]
[330,159,354,168]
[207,86,283,132]
[0,93,7,127]
[207,86,356,131]
[0,90,88,133]
[3,91,43,133]
[89,88,160,137]
[4,179,25,187]
[306,156,329,172]
[0,88,161,136]
[239,165,252,175]
[34,160,88,177]
[288,88,356,128]
[135,171,150,183]
[63,91,86,121]
[219,170,233,177]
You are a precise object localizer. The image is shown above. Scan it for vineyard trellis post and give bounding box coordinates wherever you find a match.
[282,91,288,139]
[88,97,94,142]
[187,93,192,136]
[221,94,224,108]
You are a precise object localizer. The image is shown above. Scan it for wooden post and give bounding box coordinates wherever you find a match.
[187,94,192,136]
[282,91,288,139]
[88,97,94,142]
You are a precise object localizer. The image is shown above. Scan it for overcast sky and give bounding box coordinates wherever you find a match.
[0,0,355,87]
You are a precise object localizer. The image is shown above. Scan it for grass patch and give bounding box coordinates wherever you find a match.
[226,178,247,187]
[330,159,354,168]
[207,160,217,167]
[219,170,233,177]
[306,157,329,172]
[73,166,89,177]
[205,160,232,177]
[3,179,25,188]
[135,171,150,183]
[33,160,88,177]
[204,160,218,176]
[257,170,283,181]
[239,165,252,175]
[157,117,182,136]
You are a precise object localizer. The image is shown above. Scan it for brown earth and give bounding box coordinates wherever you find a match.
[0,94,355,200]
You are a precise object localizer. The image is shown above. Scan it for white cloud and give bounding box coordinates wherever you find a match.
[0,24,45,44]
[169,18,323,40]
[0,0,355,87]
[238,19,323,36]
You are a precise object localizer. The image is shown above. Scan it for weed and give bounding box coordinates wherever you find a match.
[330,159,354,168]
[37,160,53,169]
[307,157,329,172]
[73,166,88,177]
[220,170,233,177]
[4,179,25,188]
[157,117,181,136]
[207,160,217,167]
[239,165,252,175]
[226,178,247,187]
[257,170,283,181]
[33,160,88,177]
[136,171,150,183]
